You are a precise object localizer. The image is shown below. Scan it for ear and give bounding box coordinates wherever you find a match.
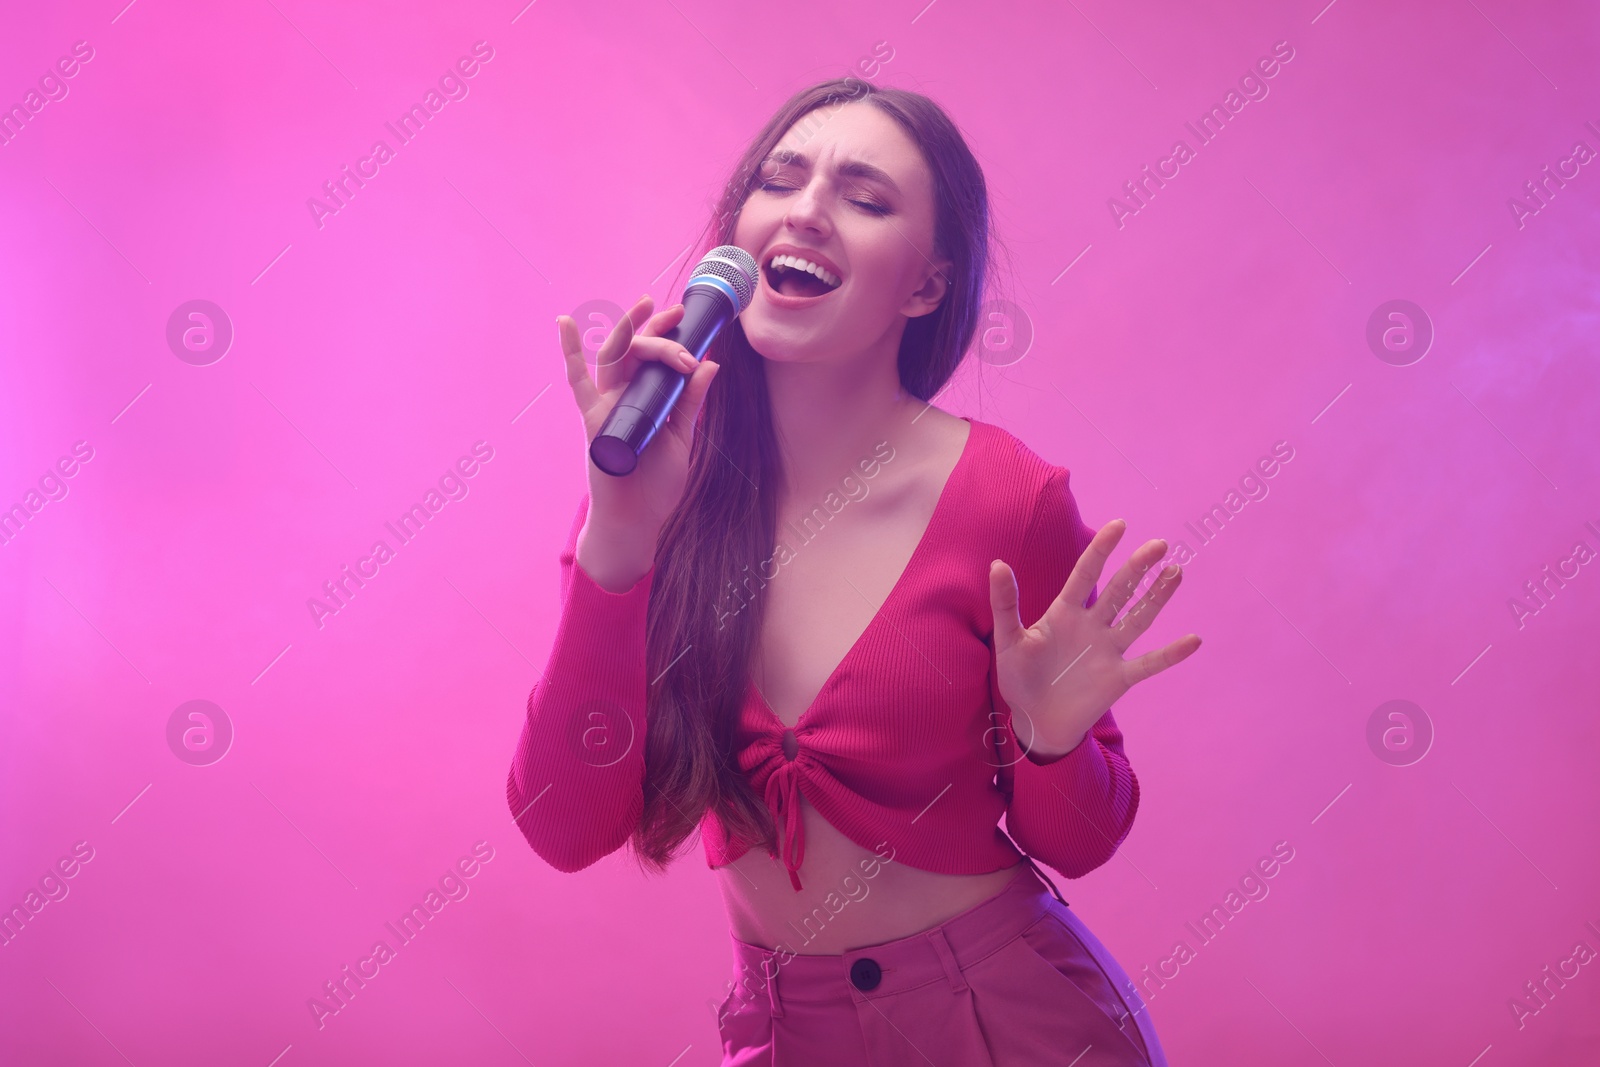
[899,256,954,319]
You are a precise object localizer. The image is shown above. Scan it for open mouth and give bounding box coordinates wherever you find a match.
[762,254,843,302]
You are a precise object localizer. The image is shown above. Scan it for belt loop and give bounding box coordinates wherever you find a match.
[926,928,968,993]
[764,951,785,1018]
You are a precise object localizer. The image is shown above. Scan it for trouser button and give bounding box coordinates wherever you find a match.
[850,957,882,991]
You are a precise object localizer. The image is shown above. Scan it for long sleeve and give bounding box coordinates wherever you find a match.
[991,467,1140,878]
[506,493,653,872]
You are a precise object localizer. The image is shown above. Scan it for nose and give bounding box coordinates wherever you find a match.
[783,177,831,237]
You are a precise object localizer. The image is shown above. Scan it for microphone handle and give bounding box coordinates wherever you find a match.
[588,284,733,477]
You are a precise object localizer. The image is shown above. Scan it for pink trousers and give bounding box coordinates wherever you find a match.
[714,861,1166,1066]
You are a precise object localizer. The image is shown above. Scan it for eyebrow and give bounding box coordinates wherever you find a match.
[759,148,902,195]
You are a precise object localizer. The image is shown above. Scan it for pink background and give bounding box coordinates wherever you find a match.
[4,0,1599,1063]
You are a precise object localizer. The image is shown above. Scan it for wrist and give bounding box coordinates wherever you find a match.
[1024,729,1089,766]
[576,522,656,594]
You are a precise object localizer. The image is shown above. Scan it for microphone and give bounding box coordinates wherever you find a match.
[589,245,759,477]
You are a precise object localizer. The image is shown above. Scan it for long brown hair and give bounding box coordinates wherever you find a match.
[630,77,997,874]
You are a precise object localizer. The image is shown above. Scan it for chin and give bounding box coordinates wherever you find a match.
[742,314,830,363]
[746,334,813,364]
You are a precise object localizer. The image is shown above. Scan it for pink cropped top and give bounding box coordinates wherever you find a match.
[506,417,1140,892]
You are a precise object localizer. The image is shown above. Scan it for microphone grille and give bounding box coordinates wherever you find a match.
[691,245,759,311]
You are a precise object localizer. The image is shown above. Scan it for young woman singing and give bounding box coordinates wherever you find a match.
[508,77,1201,1066]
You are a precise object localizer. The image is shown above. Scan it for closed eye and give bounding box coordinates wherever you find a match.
[757,180,891,216]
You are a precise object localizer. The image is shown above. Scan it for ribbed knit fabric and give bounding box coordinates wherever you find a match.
[506,417,1140,893]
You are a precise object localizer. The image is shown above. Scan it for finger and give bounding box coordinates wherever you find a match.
[1105,560,1185,653]
[557,315,603,429]
[1122,632,1202,687]
[639,302,686,338]
[664,358,721,448]
[625,292,655,327]
[1050,519,1127,624]
[1093,538,1175,631]
[630,335,699,374]
[988,559,1026,653]
[592,295,659,391]
[592,303,641,393]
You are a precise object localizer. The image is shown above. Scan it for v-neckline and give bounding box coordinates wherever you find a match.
[749,416,979,734]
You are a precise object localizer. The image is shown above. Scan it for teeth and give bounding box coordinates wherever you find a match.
[768,254,840,289]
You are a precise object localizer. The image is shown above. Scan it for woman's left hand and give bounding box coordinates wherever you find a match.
[989,519,1201,761]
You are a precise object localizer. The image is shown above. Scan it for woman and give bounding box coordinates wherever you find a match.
[508,77,1200,1066]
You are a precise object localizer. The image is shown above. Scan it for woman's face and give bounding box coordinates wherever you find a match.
[732,100,952,367]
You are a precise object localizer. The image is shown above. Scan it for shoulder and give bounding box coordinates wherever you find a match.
[965,417,1071,513]
[966,420,1099,614]
[920,415,1081,564]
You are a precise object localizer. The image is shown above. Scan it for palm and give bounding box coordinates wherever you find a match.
[989,520,1201,757]
[557,295,719,534]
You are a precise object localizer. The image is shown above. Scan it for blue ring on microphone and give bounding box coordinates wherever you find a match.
[684,274,740,307]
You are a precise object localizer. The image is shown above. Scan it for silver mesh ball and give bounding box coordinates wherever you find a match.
[693,245,759,311]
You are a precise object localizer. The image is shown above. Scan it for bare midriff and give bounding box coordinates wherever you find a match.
[713,795,1023,955]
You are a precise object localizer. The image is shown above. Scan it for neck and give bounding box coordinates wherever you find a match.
[764,339,922,503]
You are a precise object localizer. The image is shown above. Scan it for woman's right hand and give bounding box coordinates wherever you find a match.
[557,294,720,579]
